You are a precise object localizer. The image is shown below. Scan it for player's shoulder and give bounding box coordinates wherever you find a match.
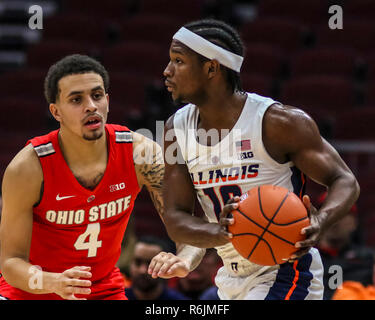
[263,103,322,152]
[2,144,43,209]
[264,103,318,133]
[265,103,313,122]
[3,143,43,186]
[132,131,163,166]
[132,130,160,149]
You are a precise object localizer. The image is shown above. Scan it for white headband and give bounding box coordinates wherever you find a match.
[172,27,243,73]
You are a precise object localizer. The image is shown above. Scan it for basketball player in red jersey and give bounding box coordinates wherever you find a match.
[148,19,360,300]
[0,54,199,300]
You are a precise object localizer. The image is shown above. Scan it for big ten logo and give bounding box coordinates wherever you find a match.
[328,5,343,30]
[238,151,254,160]
[109,182,126,192]
[28,265,43,290]
[328,265,343,290]
[28,5,43,30]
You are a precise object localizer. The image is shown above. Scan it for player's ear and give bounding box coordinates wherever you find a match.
[49,103,61,122]
[205,60,220,79]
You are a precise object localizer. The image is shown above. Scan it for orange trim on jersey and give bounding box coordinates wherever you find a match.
[285,260,299,300]
[299,173,306,199]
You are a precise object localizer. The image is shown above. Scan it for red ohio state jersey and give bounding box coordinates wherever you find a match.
[0,124,141,300]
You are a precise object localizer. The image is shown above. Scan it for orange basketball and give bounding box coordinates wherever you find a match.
[228,185,310,266]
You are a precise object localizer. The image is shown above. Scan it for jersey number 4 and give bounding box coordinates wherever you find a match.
[74,223,102,258]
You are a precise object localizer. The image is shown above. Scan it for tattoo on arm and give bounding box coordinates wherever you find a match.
[148,184,165,223]
[134,134,165,220]
[139,158,165,220]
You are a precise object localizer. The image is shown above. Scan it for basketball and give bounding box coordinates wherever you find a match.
[228,185,310,266]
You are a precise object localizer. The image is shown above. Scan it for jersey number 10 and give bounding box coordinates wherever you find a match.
[203,185,243,220]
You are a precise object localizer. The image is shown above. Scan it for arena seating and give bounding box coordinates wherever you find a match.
[241,73,274,98]
[257,0,328,26]
[119,14,183,47]
[241,43,285,78]
[26,40,93,69]
[240,18,304,51]
[138,0,203,22]
[101,41,167,77]
[289,47,358,78]
[314,19,375,55]
[333,106,375,140]
[280,75,357,115]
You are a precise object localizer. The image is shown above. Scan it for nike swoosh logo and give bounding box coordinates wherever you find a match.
[186,156,199,164]
[56,194,76,201]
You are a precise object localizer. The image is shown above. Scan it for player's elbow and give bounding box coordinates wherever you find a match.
[0,249,29,286]
[163,210,187,243]
[340,171,360,204]
[351,175,360,202]
[164,221,183,243]
[0,256,15,284]
[344,170,360,198]
[166,229,181,244]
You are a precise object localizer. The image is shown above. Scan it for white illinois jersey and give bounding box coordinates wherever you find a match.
[173,93,323,299]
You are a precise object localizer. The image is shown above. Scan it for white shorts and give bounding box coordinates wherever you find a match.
[215,248,324,300]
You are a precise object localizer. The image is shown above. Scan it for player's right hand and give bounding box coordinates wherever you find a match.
[52,266,92,300]
[218,196,240,239]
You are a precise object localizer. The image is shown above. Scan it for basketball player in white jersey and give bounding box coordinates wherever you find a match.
[148,19,360,300]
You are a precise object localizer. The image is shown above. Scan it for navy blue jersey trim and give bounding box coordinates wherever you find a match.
[265,252,313,300]
[290,166,306,199]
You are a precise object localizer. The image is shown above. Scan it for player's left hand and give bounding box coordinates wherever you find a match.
[288,195,326,262]
[148,252,190,279]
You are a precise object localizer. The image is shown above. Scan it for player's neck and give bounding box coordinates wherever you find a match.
[196,90,247,132]
[58,128,107,166]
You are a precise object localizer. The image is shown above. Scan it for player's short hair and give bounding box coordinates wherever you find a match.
[44,54,109,104]
[183,19,244,93]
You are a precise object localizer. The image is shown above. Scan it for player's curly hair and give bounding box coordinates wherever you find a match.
[183,19,245,93]
[44,54,109,104]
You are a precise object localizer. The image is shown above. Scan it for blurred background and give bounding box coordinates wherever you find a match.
[0,0,374,299]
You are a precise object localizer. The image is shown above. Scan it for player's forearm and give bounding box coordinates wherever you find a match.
[164,209,229,248]
[176,243,206,271]
[319,173,360,231]
[1,257,58,295]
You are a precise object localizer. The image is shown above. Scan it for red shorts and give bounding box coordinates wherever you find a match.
[0,267,127,300]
